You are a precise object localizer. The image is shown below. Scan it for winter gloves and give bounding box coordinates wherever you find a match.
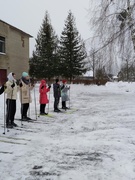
[19,82,23,87]
[41,85,51,89]
[61,85,64,90]
[11,82,15,88]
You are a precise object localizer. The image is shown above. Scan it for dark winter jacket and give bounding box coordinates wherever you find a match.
[53,83,61,98]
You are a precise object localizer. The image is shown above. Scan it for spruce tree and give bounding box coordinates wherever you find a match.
[29,11,58,80]
[59,11,87,81]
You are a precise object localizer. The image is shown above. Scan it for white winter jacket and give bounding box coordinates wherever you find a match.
[5,81,18,100]
[19,80,33,104]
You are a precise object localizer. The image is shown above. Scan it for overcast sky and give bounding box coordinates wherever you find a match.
[0,0,94,56]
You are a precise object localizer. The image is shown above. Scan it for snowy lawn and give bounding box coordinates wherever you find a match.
[0,82,135,180]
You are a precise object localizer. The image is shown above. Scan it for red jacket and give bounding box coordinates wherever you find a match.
[39,80,50,104]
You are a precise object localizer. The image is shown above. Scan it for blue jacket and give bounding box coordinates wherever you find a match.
[61,84,69,101]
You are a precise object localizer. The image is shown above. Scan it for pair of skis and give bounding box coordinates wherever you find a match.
[0,135,31,146]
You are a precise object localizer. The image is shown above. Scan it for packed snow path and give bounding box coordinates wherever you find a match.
[0,82,135,180]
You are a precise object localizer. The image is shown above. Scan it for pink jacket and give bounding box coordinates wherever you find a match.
[39,80,50,104]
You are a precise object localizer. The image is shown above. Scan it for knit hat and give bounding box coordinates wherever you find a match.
[22,72,29,77]
[55,79,59,83]
[62,79,67,84]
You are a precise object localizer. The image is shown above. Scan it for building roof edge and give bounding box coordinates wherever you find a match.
[0,19,33,38]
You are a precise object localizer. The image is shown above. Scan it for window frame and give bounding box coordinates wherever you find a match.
[0,36,6,54]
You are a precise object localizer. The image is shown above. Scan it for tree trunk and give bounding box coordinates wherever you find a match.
[127,0,135,51]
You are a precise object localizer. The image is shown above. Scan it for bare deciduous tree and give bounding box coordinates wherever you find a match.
[87,0,135,80]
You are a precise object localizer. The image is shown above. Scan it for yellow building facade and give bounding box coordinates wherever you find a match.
[0,20,32,84]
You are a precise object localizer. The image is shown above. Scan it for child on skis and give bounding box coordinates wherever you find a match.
[53,79,61,112]
[61,79,70,109]
[39,79,51,115]
[5,72,18,128]
[19,72,34,120]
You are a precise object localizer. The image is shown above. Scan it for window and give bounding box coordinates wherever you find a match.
[21,36,24,47]
[0,36,5,53]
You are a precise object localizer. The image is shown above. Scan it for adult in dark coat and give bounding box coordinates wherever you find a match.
[53,79,61,112]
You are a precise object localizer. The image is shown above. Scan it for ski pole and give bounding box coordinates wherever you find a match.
[6,87,14,132]
[27,78,32,120]
[20,84,23,127]
[47,88,51,114]
[38,83,41,118]
[6,99,10,132]
[68,86,70,109]
[33,85,37,120]
[28,85,30,119]
[3,91,6,134]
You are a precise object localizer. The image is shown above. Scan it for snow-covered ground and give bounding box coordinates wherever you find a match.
[0,82,135,180]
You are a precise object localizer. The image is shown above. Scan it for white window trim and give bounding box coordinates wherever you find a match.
[0,52,6,55]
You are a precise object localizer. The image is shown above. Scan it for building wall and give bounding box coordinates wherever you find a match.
[0,21,9,73]
[0,20,31,82]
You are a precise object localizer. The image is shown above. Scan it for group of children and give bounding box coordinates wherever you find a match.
[0,72,34,128]
[39,78,70,114]
[0,72,70,128]
[53,78,70,112]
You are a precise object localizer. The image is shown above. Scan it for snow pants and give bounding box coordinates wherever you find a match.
[6,99,16,125]
[54,97,60,110]
[21,103,29,118]
[40,104,46,113]
[62,101,66,108]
